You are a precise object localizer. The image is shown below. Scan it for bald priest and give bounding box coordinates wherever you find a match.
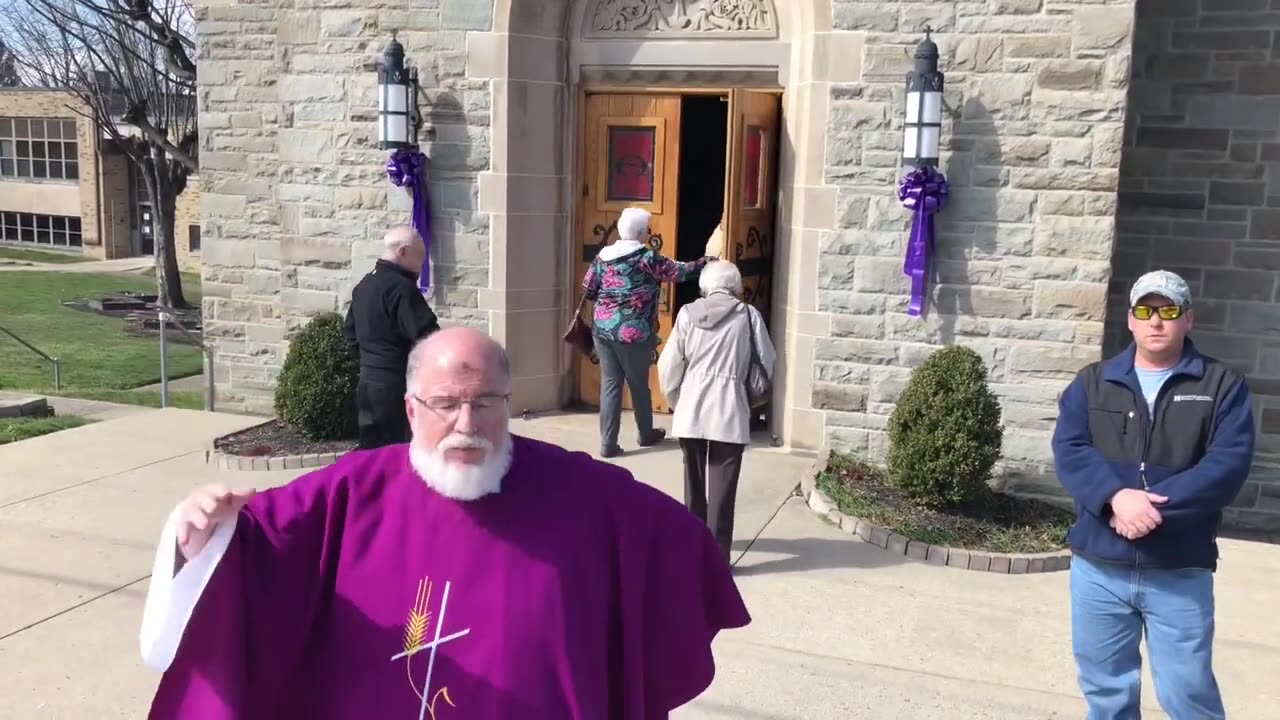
[138,327,750,719]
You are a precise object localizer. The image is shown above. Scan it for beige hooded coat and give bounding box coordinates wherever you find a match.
[658,290,776,445]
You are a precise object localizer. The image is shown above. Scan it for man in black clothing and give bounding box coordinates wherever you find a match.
[343,225,440,449]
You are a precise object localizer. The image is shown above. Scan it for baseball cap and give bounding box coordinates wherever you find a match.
[1129,270,1191,307]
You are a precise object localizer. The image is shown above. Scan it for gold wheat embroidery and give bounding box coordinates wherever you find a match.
[402,577,457,718]
[403,577,432,658]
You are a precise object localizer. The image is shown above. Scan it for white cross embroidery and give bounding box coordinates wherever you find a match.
[389,580,471,720]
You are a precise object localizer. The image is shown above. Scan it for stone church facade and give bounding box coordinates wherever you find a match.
[194,0,1280,530]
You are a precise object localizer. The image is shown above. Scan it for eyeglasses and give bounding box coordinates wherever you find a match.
[1131,305,1185,321]
[410,394,510,418]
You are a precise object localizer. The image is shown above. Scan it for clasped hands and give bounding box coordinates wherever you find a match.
[1108,488,1168,540]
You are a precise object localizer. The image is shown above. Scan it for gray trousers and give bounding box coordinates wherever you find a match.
[680,438,745,563]
[594,335,655,449]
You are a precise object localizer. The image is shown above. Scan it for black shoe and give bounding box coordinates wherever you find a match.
[637,429,667,447]
[600,445,623,458]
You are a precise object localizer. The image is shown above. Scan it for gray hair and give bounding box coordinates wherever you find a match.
[698,260,743,297]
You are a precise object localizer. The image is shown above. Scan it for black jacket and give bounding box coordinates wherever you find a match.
[1051,340,1255,570]
[342,260,439,381]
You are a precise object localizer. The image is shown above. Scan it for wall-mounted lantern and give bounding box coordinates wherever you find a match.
[898,27,949,319]
[901,28,944,169]
[377,32,423,150]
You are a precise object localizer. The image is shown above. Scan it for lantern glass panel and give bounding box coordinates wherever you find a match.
[919,126,940,160]
[380,83,409,113]
[903,127,919,161]
[921,90,943,124]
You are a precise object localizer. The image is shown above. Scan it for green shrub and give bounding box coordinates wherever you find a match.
[886,345,1003,509]
[274,312,359,441]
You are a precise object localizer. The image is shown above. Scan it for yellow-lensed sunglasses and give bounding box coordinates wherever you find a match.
[1131,305,1185,321]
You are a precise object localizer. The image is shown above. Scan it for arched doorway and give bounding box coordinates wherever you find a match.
[483,0,835,450]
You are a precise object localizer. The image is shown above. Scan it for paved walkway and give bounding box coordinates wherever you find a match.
[0,407,1278,719]
[0,257,153,274]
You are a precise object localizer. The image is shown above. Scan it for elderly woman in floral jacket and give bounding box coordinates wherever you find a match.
[658,260,776,562]
[581,207,711,458]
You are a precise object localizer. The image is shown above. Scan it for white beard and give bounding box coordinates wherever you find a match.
[408,432,514,501]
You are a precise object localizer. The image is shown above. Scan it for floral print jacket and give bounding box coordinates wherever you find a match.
[582,245,707,345]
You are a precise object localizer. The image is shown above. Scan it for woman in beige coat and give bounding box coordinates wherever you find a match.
[657,261,776,562]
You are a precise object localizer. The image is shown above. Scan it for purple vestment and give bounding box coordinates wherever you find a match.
[144,435,750,719]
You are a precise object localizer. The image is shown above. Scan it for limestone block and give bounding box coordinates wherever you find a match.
[816,338,899,366]
[811,383,869,412]
[279,75,345,103]
[1039,192,1085,217]
[933,285,1034,320]
[320,11,376,38]
[900,4,957,33]
[1005,35,1071,60]
[280,288,338,314]
[1033,281,1108,323]
[974,137,1051,167]
[1073,7,1134,52]
[993,0,1042,13]
[1007,342,1100,378]
[1003,257,1112,288]
[1032,89,1127,123]
[948,189,1036,224]
[279,130,335,163]
[834,4,898,32]
[204,193,248,218]
[442,0,492,30]
[1011,168,1117,192]
[1033,216,1116,261]
[950,36,1004,73]
[971,74,1035,119]
[830,314,886,340]
[972,224,1034,257]
[278,12,320,44]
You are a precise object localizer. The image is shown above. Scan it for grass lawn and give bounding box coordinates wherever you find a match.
[0,415,95,445]
[141,266,203,298]
[817,453,1073,554]
[52,388,207,410]
[0,271,204,394]
[0,246,92,264]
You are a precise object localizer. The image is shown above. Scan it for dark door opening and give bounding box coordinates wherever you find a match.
[674,94,729,316]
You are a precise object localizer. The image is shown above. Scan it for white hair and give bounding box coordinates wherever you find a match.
[699,260,743,297]
[617,207,651,243]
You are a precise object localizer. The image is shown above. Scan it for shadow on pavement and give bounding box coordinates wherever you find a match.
[730,535,909,576]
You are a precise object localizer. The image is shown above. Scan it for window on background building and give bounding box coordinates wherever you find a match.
[0,212,83,247]
[188,224,201,253]
[0,118,80,181]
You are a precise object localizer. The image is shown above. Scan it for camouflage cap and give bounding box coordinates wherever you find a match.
[1129,270,1191,307]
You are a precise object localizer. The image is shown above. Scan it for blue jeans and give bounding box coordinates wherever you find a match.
[1070,554,1224,719]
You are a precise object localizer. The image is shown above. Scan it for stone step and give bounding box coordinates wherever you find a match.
[0,395,52,419]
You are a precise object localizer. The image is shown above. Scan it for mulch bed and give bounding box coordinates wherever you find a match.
[817,455,1073,555]
[213,419,357,457]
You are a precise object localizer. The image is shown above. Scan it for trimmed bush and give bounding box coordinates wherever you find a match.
[886,345,1003,509]
[274,312,359,441]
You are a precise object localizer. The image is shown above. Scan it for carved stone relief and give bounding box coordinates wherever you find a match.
[584,0,778,39]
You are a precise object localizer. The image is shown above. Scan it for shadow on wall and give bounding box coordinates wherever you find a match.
[934,97,1000,350]
[420,92,482,316]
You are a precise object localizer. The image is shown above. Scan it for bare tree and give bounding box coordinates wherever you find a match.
[0,39,19,86]
[0,0,197,309]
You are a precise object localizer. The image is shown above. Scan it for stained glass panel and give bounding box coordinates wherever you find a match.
[607,126,656,202]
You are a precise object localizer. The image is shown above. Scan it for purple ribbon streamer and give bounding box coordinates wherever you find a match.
[898,167,950,318]
[386,148,433,293]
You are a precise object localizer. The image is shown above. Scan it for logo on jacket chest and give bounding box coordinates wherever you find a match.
[1172,394,1213,403]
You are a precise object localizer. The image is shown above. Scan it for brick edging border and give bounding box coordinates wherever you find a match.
[205,448,346,472]
[205,420,348,472]
[798,465,1072,575]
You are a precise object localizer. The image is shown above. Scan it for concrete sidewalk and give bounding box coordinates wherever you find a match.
[0,407,1278,719]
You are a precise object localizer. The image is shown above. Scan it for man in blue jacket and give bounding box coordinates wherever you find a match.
[1052,270,1255,720]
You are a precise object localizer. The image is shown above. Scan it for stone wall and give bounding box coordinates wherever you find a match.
[1108,0,1280,529]
[196,0,494,413]
[820,0,1136,494]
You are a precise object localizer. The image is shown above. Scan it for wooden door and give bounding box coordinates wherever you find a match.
[724,90,781,323]
[574,93,682,413]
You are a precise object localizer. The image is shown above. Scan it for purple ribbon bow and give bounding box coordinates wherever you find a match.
[386,148,433,293]
[898,166,950,318]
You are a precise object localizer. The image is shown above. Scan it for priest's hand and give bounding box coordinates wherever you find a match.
[176,484,257,561]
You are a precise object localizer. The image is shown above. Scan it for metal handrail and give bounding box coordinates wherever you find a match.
[0,322,61,391]
[153,303,215,412]
[101,292,215,412]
